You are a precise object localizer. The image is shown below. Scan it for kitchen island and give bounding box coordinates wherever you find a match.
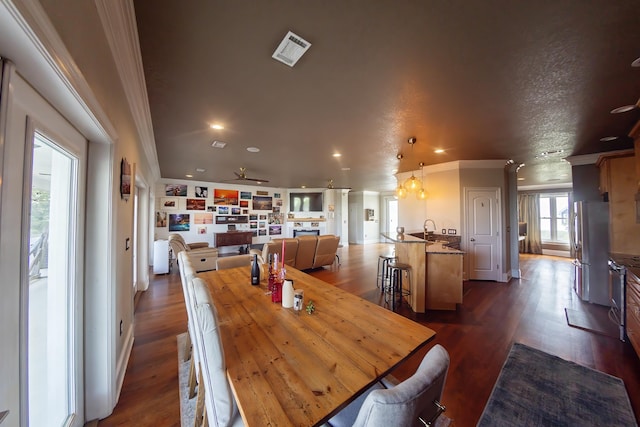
[381,232,464,312]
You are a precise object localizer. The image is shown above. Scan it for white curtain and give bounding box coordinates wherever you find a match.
[518,193,542,254]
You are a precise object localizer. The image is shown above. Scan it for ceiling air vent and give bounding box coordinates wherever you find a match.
[211,140,227,149]
[272,31,311,67]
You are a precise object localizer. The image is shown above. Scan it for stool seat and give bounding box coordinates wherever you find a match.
[388,261,411,270]
[386,262,412,311]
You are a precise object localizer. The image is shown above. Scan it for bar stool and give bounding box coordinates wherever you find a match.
[387,261,412,311]
[377,254,396,292]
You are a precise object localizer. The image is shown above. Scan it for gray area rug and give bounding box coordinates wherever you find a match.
[477,342,637,427]
[177,333,453,426]
[177,333,196,427]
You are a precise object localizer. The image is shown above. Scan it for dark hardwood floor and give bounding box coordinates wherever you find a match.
[99,244,640,426]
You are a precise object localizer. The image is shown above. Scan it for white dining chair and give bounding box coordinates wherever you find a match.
[326,344,450,427]
[193,284,244,427]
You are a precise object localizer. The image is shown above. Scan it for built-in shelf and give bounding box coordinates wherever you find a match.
[287,218,326,222]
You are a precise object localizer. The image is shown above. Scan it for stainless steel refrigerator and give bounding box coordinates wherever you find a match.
[573,201,611,306]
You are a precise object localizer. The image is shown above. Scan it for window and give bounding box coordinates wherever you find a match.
[539,193,569,244]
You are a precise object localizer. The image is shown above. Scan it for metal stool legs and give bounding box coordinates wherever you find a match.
[377,255,396,292]
[387,262,411,311]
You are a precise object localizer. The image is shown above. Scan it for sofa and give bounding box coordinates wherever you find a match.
[251,235,340,270]
[168,233,219,272]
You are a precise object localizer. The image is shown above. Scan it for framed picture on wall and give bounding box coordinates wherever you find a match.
[186,199,206,210]
[160,197,178,210]
[155,212,167,227]
[195,186,208,198]
[169,213,190,231]
[214,189,239,205]
[165,184,187,197]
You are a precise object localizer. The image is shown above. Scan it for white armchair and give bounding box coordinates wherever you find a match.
[169,233,218,272]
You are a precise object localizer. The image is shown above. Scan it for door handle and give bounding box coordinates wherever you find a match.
[470,238,475,242]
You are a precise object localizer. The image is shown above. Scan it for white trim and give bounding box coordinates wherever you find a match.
[0,0,117,144]
[94,0,160,182]
[565,149,635,166]
[114,324,134,400]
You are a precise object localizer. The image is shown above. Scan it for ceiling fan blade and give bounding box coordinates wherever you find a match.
[243,177,269,182]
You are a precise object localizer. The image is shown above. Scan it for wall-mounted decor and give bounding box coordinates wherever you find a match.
[252,195,273,210]
[249,214,258,221]
[239,200,249,208]
[198,226,207,235]
[195,186,208,198]
[231,207,241,215]
[276,199,283,206]
[214,189,239,205]
[273,206,281,213]
[250,221,257,229]
[207,206,215,212]
[120,158,132,200]
[194,212,213,224]
[187,198,206,210]
[268,213,284,224]
[216,215,248,224]
[274,193,281,198]
[165,183,187,197]
[365,208,375,221]
[217,206,229,215]
[256,190,269,196]
[240,191,252,200]
[258,229,267,236]
[259,214,267,220]
[160,197,178,210]
[242,209,249,215]
[155,212,167,227]
[169,213,190,231]
[269,225,282,235]
[227,224,236,231]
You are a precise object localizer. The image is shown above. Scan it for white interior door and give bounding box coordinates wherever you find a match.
[466,188,501,281]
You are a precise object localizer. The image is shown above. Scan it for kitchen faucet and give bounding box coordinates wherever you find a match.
[424,219,436,240]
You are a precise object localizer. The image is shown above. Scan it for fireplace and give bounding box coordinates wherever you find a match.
[293,229,320,237]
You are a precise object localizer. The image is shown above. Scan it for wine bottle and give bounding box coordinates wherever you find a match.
[251,254,260,285]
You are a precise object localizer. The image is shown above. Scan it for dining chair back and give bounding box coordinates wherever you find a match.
[328,344,449,427]
[193,284,244,427]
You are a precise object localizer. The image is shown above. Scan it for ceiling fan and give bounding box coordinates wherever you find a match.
[226,167,269,183]
[326,179,351,190]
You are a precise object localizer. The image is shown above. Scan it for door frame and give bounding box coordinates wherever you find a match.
[464,186,503,282]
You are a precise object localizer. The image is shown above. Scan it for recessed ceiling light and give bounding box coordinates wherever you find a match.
[211,140,227,148]
[333,153,342,157]
[195,168,206,173]
[210,124,224,130]
[301,185,307,189]
[600,136,618,142]
[341,167,351,171]
[517,177,525,181]
[632,57,640,67]
[247,147,260,153]
[185,174,193,178]
[434,149,445,154]
[610,105,637,114]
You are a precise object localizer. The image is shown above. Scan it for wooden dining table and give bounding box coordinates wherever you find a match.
[200,265,436,427]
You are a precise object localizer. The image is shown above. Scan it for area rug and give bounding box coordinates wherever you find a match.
[177,333,453,426]
[477,342,637,426]
[177,333,197,427]
[565,307,619,339]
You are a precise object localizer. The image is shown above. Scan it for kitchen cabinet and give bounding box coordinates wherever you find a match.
[598,152,640,254]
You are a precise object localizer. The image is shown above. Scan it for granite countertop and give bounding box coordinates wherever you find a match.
[381,232,464,254]
[426,242,464,255]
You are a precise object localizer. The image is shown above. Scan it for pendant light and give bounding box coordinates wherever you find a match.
[402,137,422,194]
[417,162,427,200]
[395,152,407,199]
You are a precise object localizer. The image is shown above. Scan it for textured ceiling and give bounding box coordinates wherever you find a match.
[133,0,640,191]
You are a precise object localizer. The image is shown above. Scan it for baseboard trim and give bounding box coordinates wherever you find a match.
[114,325,134,404]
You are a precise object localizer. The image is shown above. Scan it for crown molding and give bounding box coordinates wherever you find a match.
[1,0,117,143]
[94,0,160,182]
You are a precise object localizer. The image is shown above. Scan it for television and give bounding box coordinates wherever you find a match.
[290,192,323,212]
